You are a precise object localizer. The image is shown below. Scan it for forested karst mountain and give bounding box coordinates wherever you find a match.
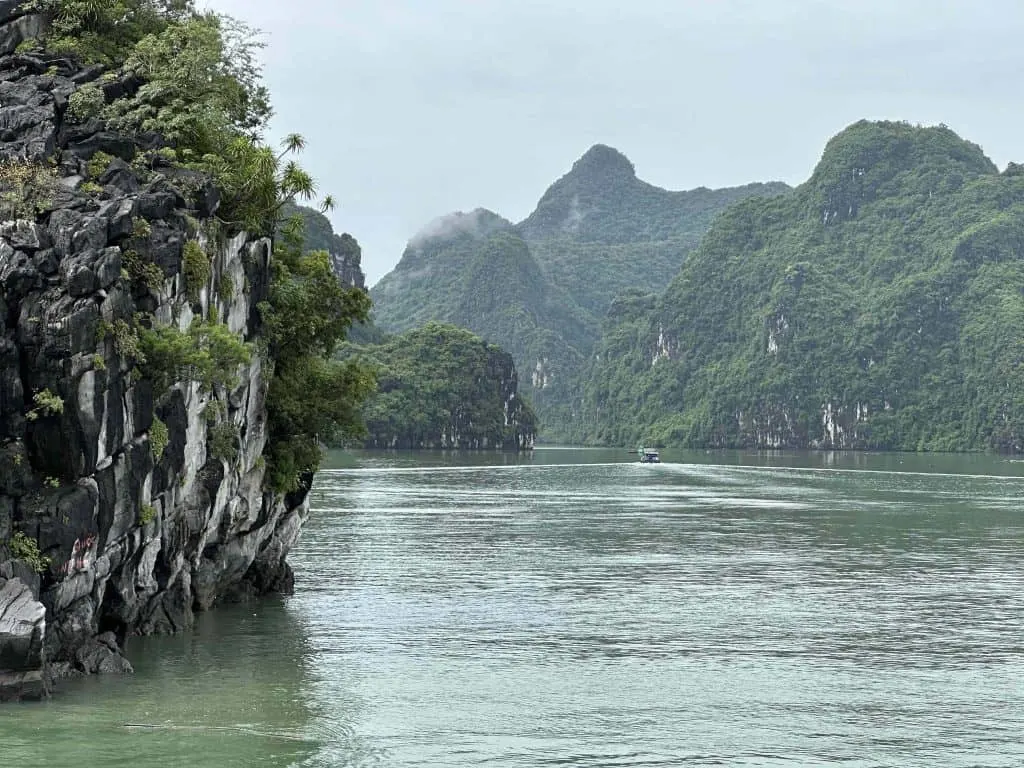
[582,120,1024,451]
[371,214,591,431]
[371,147,789,439]
[344,323,535,450]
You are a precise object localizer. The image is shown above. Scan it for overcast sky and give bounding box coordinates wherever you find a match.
[204,0,1022,284]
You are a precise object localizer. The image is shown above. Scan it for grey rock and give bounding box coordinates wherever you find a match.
[74,632,132,675]
[135,191,176,221]
[99,158,139,194]
[69,65,105,86]
[0,2,31,25]
[95,247,121,290]
[47,208,85,256]
[0,79,47,107]
[105,199,135,241]
[58,174,84,190]
[70,216,107,254]
[66,131,135,162]
[0,13,46,56]
[67,264,98,297]
[0,577,46,701]
[0,219,47,251]
[32,248,58,276]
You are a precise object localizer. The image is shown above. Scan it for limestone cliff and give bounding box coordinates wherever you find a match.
[0,8,307,699]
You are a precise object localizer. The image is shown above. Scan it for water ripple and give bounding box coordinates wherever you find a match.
[289,453,1024,767]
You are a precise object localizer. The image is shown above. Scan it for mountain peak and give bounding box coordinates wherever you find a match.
[805,120,997,224]
[408,208,512,249]
[811,120,996,187]
[568,144,636,182]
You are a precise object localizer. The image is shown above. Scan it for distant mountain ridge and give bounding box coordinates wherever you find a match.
[370,145,790,439]
[518,144,788,245]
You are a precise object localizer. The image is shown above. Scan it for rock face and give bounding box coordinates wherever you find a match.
[0,576,45,700]
[282,203,365,289]
[0,10,307,699]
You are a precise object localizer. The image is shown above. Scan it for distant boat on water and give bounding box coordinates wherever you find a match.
[638,447,660,463]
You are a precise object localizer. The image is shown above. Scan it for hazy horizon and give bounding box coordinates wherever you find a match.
[203,0,1024,285]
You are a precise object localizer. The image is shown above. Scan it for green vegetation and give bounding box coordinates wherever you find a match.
[139,504,156,525]
[370,215,594,435]
[218,272,234,300]
[85,151,115,181]
[66,82,105,122]
[26,389,64,421]
[280,203,361,267]
[109,318,142,359]
[9,531,50,573]
[259,218,374,491]
[138,318,251,393]
[0,159,58,219]
[581,121,1024,452]
[150,416,169,460]
[343,322,535,449]
[122,249,164,292]
[208,421,239,462]
[182,240,211,303]
[133,218,153,239]
[519,144,788,244]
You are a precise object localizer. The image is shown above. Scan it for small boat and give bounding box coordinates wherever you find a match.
[638,448,660,463]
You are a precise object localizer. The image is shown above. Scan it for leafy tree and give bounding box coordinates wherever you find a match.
[260,218,375,492]
[102,13,271,147]
[32,0,194,66]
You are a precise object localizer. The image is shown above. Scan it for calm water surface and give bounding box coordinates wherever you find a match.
[3,449,1024,766]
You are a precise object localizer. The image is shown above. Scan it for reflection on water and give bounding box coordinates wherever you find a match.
[3,448,1024,767]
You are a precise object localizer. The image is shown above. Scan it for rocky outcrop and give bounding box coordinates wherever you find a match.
[0,9,307,699]
[328,232,365,290]
[0,576,45,700]
[282,203,365,289]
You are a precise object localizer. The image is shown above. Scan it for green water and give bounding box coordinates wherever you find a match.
[3,449,1024,766]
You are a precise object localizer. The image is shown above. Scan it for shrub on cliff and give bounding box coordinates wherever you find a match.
[32,0,193,66]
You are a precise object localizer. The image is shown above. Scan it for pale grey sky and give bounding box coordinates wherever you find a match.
[205,0,1023,284]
